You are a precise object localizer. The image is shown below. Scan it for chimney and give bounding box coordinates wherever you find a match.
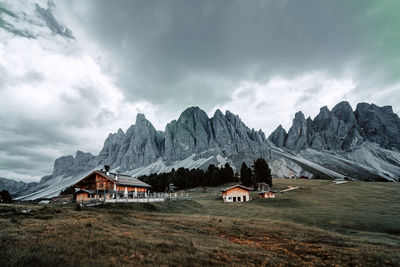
[104,165,110,175]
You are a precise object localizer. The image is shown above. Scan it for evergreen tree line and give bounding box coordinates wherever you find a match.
[139,158,272,192]
[240,158,272,188]
[139,163,238,192]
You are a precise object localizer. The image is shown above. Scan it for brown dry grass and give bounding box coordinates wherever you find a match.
[1,179,399,266]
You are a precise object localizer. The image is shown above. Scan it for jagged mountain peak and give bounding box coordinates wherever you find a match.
[179,106,208,117]
[17,102,400,200]
[269,101,400,152]
[268,124,287,148]
[381,105,394,113]
[315,106,332,119]
[356,102,395,115]
[134,113,156,130]
[355,102,400,150]
[332,101,356,124]
[294,111,306,121]
[178,106,209,124]
[333,100,352,111]
[135,113,146,122]
[213,108,224,118]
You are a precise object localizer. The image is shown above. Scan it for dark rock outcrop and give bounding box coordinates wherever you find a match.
[268,125,287,148]
[269,101,394,152]
[53,151,96,178]
[47,106,269,178]
[355,103,400,150]
[285,111,310,151]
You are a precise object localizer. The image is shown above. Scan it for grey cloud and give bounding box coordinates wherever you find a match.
[94,108,117,127]
[35,2,74,38]
[58,0,400,112]
[0,65,43,88]
[0,113,91,178]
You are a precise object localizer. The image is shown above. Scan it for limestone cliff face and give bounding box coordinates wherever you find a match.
[52,151,96,178]
[47,106,269,178]
[285,111,310,151]
[355,103,400,150]
[268,101,387,152]
[331,101,365,150]
[164,107,213,161]
[13,102,400,201]
[267,125,287,148]
[39,102,400,185]
[98,114,164,171]
[0,177,37,197]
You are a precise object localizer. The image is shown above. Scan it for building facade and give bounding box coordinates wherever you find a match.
[222,185,251,203]
[73,169,151,203]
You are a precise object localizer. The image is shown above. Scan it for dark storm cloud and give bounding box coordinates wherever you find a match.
[60,0,400,111]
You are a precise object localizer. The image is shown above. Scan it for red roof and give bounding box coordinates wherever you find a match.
[221,184,251,192]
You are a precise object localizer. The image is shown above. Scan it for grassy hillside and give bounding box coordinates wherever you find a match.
[1,179,399,266]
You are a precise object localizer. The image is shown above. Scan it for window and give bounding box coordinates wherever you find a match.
[99,183,103,189]
[238,197,241,202]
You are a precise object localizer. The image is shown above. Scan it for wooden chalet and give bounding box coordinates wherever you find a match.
[221,184,251,203]
[73,167,151,203]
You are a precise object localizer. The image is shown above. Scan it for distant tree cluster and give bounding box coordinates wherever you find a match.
[139,163,239,192]
[0,190,12,203]
[240,158,272,188]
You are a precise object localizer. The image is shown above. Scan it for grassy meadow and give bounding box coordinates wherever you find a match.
[1,179,400,266]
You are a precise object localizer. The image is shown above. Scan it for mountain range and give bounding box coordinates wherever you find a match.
[14,101,400,200]
[0,178,38,197]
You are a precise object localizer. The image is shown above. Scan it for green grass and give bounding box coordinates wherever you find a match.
[1,179,399,266]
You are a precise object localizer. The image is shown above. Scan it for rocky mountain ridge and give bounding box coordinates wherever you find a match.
[268,101,400,152]
[0,177,38,197]
[52,107,268,177]
[17,102,400,200]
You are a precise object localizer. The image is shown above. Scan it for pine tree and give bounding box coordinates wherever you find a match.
[0,190,12,203]
[221,163,234,183]
[240,163,252,187]
[253,158,272,187]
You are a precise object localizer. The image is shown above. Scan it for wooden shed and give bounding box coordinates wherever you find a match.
[221,184,251,203]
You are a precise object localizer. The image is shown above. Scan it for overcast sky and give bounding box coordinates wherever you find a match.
[1,0,399,182]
